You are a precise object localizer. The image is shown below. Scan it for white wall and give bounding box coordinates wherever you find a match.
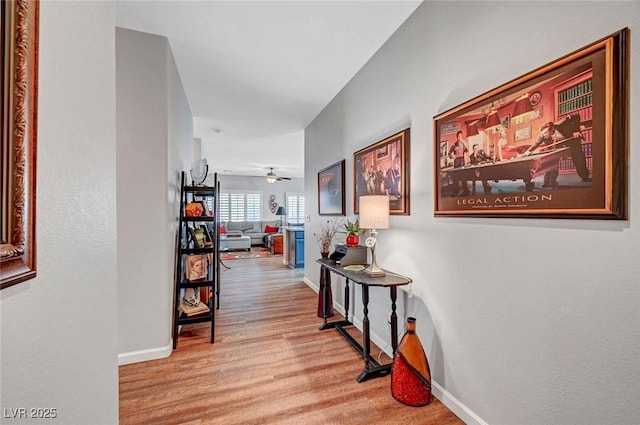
[218,175,304,222]
[116,28,193,364]
[167,39,195,350]
[304,2,640,425]
[0,2,119,423]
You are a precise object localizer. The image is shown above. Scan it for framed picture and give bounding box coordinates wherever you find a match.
[189,227,206,248]
[186,254,207,281]
[354,128,410,215]
[439,141,449,169]
[318,159,345,216]
[1,0,39,289]
[499,114,510,130]
[514,126,532,142]
[433,29,628,219]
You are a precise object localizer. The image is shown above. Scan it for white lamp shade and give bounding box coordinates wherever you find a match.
[359,195,389,229]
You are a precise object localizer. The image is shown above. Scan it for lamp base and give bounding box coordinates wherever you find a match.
[363,264,385,277]
[363,233,385,277]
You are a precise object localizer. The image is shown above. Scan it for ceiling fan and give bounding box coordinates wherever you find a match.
[265,167,291,184]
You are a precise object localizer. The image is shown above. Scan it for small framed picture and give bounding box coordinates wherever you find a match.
[189,227,206,248]
[514,126,532,142]
[318,159,345,216]
[186,254,207,281]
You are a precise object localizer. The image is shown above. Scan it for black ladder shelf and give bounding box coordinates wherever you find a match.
[172,171,220,348]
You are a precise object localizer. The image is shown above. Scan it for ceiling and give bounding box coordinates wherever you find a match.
[115,1,422,179]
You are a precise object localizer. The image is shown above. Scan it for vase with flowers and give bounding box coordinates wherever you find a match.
[342,218,365,247]
[314,219,342,258]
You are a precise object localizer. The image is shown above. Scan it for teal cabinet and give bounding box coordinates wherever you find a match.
[287,228,304,268]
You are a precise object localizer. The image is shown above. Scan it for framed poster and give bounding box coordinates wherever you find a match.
[1,0,39,288]
[433,29,628,219]
[354,128,410,215]
[318,159,345,216]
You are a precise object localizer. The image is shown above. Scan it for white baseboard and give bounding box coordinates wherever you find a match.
[432,381,489,425]
[301,277,487,425]
[118,340,173,365]
[303,276,318,292]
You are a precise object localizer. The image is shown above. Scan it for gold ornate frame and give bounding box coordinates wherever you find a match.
[353,128,410,215]
[1,0,39,289]
[433,29,628,219]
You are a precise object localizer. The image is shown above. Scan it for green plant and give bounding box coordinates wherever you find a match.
[343,218,365,236]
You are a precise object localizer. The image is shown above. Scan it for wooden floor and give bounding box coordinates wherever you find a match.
[119,255,463,425]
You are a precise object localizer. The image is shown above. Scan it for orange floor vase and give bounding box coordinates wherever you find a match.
[390,317,432,406]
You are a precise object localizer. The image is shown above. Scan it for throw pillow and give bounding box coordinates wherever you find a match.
[264,225,278,233]
[219,225,226,235]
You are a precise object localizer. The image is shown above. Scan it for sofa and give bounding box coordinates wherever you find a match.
[219,220,281,246]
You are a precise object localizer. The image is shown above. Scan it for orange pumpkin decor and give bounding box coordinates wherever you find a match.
[185,202,204,217]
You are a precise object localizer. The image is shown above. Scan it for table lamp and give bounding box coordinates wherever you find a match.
[358,195,389,277]
[275,206,287,232]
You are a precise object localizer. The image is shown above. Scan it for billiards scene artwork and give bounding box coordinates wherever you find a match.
[433,29,628,219]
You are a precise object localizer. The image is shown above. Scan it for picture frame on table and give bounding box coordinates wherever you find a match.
[318,159,345,216]
[353,128,410,215]
[433,28,628,219]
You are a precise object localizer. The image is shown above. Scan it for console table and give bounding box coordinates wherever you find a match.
[316,259,412,383]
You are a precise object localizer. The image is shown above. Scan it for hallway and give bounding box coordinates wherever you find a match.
[119,256,462,424]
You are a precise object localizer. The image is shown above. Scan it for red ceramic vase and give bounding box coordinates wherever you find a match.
[346,234,359,247]
[391,317,432,407]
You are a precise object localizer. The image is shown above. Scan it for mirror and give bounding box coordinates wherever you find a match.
[1,0,39,289]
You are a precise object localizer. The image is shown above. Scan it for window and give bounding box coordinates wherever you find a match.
[217,191,262,222]
[286,193,305,224]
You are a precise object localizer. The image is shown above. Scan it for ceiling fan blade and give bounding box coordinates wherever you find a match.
[277,177,292,181]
